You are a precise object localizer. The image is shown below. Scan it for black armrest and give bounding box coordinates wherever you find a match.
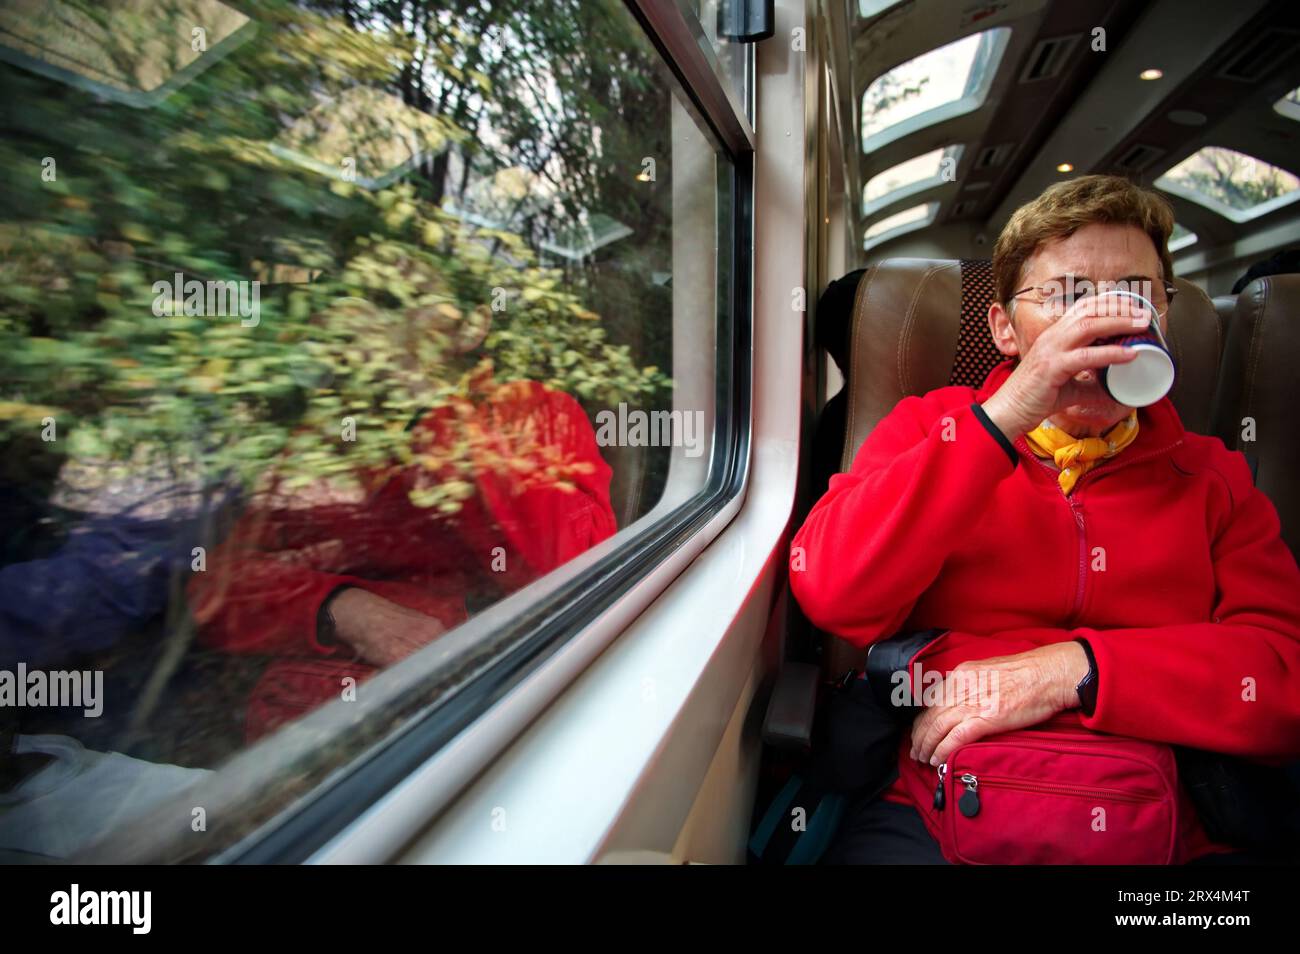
[864,628,947,713]
[761,630,946,751]
[761,662,821,750]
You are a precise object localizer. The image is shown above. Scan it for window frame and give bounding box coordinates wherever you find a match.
[1155,146,1300,225]
[1273,87,1300,123]
[72,0,755,865]
[1168,223,1199,253]
[862,143,964,216]
[0,3,258,109]
[860,27,1011,155]
[857,0,906,21]
[863,200,939,249]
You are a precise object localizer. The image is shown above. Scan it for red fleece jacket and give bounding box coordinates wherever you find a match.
[790,359,1300,855]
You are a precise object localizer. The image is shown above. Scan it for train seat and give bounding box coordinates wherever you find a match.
[1211,274,1300,557]
[1212,294,1238,333]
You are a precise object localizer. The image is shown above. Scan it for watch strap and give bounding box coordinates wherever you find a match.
[316,585,356,648]
[1073,636,1099,717]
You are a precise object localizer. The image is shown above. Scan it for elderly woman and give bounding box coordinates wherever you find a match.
[790,175,1300,864]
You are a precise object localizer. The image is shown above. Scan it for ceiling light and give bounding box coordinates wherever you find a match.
[1056,162,1074,173]
[1140,68,1163,81]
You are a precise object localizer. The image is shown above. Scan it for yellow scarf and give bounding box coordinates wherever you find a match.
[1024,411,1139,495]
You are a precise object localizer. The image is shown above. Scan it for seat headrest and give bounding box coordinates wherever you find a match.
[839,258,1000,471]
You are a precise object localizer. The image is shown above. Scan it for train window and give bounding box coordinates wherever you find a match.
[0,0,739,862]
[858,0,906,19]
[863,144,965,213]
[1156,146,1300,223]
[1274,86,1300,122]
[1169,222,1198,253]
[861,28,1011,152]
[864,201,938,248]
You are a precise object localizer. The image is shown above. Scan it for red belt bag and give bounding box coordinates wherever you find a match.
[899,715,1182,865]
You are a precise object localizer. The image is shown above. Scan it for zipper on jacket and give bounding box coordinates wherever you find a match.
[1016,436,1182,626]
[1064,439,1184,623]
[1022,450,1090,623]
[1067,495,1087,623]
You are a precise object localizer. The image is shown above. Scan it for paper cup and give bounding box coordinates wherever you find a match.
[1094,291,1175,407]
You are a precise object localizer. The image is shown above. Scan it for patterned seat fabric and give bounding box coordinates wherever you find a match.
[949,259,1002,389]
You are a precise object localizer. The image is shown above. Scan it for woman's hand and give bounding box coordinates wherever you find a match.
[909,642,1090,766]
[981,296,1149,440]
[324,587,448,667]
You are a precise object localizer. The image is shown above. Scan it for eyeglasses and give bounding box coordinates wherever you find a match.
[1010,278,1178,320]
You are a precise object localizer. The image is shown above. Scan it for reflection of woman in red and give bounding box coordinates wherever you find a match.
[187,373,616,740]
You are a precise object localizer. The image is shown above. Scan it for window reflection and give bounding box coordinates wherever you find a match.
[0,0,715,861]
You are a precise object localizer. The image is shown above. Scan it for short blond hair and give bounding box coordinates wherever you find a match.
[992,175,1175,304]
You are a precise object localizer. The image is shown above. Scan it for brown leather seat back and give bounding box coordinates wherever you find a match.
[1165,278,1228,439]
[840,259,986,470]
[822,259,1225,675]
[1212,274,1300,556]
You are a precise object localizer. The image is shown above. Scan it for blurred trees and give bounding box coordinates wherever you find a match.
[0,0,675,513]
[1165,146,1299,213]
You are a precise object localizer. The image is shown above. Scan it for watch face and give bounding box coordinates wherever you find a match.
[1072,638,1098,715]
[1077,672,1098,716]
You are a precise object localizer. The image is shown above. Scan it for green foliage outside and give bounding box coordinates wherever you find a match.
[1163,147,1299,213]
[0,0,674,514]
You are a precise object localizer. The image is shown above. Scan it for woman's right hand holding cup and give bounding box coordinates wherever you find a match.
[981,293,1150,441]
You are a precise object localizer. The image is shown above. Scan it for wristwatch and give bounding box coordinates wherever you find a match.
[1073,636,1099,717]
[316,585,355,648]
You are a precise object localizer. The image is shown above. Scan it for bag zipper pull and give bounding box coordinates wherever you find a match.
[933,763,947,811]
[958,772,980,817]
